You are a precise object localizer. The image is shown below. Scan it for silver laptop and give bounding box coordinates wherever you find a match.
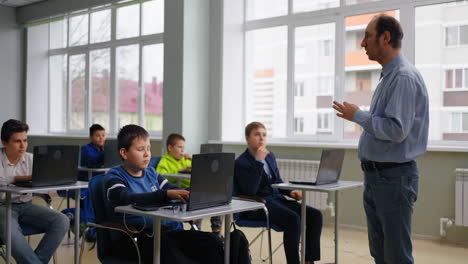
[289,149,345,185]
[200,143,223,154]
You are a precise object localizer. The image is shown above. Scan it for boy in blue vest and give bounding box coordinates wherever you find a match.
[104,124,223,263]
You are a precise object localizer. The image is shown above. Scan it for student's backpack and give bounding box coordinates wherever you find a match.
[61,188,96,242]
[230,223,252,264]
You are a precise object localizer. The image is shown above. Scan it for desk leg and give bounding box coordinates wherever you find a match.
[67,190,70,239]
[153,217,161,264]
[224,214,231,264]
[74,189,80,264]
[5,192,11,264]
[301,190,306,264]
[334,191,339,264]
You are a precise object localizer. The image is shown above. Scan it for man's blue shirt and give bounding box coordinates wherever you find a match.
[352,54,429,162]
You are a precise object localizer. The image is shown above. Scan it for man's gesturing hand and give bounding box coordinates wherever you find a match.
[332,101,359,121]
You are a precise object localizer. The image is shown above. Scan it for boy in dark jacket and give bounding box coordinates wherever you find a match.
[234,121,323,264]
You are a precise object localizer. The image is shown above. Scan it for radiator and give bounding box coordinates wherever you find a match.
[276,158,329,210]
[455,168,468,227]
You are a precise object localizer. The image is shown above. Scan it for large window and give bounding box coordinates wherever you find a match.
[223,0,468,146]
[28,0,164,135]
[416,2,468,141]
[245,26,287,138]
[294,23,335,137]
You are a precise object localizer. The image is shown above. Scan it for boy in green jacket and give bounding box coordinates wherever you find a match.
[156,133,222,235]
[156,133,192,187]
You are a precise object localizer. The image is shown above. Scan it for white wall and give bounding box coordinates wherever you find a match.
[0,6,24,122]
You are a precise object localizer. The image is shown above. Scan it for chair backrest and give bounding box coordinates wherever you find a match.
[148,156,161,169]
[88,173,113,262]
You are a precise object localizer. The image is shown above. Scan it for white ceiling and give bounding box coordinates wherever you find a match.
[0,0,46,7]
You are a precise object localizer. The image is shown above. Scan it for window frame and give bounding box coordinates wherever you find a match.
[234,0,468,148]
[46,1,164,137]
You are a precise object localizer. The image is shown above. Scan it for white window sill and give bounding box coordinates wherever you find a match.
[210,140,468,153]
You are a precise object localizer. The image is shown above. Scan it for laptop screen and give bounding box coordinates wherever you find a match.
[103,139,121,168]
[315,149,345,185]
[31,145,80,186]
[199,144,223,154]
[188,152,234,211]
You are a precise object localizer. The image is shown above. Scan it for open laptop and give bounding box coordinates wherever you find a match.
[134,152,235,211]
[187,152,234,211]
[289,149,345,185]
[102,139,122,168]
[15,145,80,187]
[200,143,223,154]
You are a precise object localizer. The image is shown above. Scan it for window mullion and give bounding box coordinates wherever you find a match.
[287,23,295,138]
[85,51,91,130]
[334,15,345,141]
[139,3,144,127]
[110,6,117,135]
[86,13,92,129]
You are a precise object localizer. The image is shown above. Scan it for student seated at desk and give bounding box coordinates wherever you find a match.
[156,133,192,187]
[156,133,222,234]
[234,121,323,264]
[0,119,69,264]
[78,124,106,180]
[104,125,223,264]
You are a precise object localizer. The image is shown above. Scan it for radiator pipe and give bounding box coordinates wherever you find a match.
[440,217,453,237]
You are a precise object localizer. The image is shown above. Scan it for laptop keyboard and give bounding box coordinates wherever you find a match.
[13,181,33,187]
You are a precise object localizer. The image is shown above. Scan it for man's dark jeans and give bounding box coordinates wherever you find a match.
[362,160,419,264]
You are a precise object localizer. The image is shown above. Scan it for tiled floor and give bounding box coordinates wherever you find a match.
[21,217,468,264]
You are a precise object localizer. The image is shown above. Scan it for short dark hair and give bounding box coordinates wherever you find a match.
[245,121,266,137]
[374,14,403,49]
[166,133,185,151]
[89,124,105,137]
[1,119,29,143]
[117,125,149,152]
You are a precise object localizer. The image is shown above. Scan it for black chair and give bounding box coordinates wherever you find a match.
[80,174,141,264]
[234,196,283,264]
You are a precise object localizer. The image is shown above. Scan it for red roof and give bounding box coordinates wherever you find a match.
[71,71,163,115]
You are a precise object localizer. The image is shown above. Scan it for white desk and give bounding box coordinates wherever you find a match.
[160,173,191,187]
[272,181,363,264]
[0,181,88,264]
[116,199,265,264]
[78,167,111,180]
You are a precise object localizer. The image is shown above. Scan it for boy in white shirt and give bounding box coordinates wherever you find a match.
[0,119,69,264]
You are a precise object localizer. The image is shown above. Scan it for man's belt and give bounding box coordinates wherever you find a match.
[360,160,411,172]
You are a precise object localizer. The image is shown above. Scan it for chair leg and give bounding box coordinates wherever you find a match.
[262,242,283,262]
[249,228,265,247]
[264,207,273,264]
[259,227,265,259]
[79,227,89,264]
